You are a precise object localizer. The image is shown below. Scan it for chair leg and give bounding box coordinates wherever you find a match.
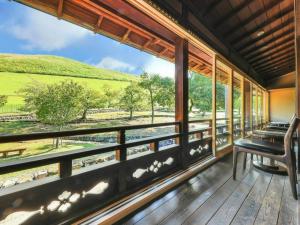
[233,147,239,180]
[243,152,247,170]
[287,166,298,200]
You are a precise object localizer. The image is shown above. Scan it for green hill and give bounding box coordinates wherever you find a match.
[0,54,139,113]
[0,54,137,81]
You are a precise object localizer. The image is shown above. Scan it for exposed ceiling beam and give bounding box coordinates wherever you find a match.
[253,47,293,67]
[214,0,255,29]
[256,58,294,72]
[236,17,294,51]
[223,0,283,38]
[201,0,223,17]
[262,64,295,76]
[57,0,64,18]
[249,41,294,64]
[230,4,293,44]
[255,54,294,70]
[122,29,131,41]
[179,0,264,85]
[260,66,295,78]
[252,47,295,67]
[94,15,103,33]
[241,28,294,56]
[245,36,294,59]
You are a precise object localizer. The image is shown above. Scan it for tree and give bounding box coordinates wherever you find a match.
[103,84,119,108]
[0,95,7,108]
[189,72,212,116]
[189,72,226,117]
[119,82,145,119]
[80,88,106,121]
[22,80,84,148]
[139,72,174,123]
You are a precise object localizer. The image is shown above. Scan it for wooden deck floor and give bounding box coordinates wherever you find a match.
[119,154,299,225]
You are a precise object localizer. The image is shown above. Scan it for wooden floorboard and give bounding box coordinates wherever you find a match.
[230,171,272,225]
[120,154,299,225]
[277,177,299,225]
[253,175,285,225]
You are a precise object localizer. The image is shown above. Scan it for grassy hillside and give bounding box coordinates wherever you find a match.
[0,54,139,113]
[0,54,138,81]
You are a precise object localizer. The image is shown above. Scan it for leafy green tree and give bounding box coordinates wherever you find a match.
[22,80,84,148]
[80,88,106,121]
[189,72,212,116]
[0,95,7,108]
[103,84,119,108]
[120,82,145,119]
[139,72,174,123]
[189,72,226,116]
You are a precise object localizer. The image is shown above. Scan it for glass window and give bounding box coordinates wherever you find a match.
[244,79,252,136]
[216,60,231,150]
[233,72,242,140]
[252,85,257,130]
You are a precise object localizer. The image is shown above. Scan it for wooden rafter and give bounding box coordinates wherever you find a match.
[57,0,64,18]
[249,42,295,64]
[94,15,103,33]
[214,0,255,29]
[201,0,223,17]
[263,65,295,76]
[255,54,295,71]
[230,3,293,43]
[236,17,294,51]
[122,29,131,41]
[158,47,169,57]
[259,58,295,72]
[251,47,295,67]
[241,28,294,56]
[245,36,294,59]
[224,0,284,38]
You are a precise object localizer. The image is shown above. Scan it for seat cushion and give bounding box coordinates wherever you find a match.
[234,138,284,155]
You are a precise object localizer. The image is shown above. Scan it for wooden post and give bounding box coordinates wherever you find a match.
[255,86,259,130]
[175,37,189,168]
[116,130,126,161]
[59,159,72,178]
[212,54,217,155]
[229,68,233,145]
[241,76,245,138]
[249,83,253,133]
[295,0,300,172]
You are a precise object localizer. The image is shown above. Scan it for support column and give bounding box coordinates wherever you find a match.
[295,0,300,172]
[212,55,217,155]
[241,77,245,138]
[175,37,189,168]
[229,69,233,145]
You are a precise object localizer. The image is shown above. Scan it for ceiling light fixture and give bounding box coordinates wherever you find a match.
[257,30,265,37]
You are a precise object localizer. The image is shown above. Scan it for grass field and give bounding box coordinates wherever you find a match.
[0,53,139,112]
[0,54,137,81]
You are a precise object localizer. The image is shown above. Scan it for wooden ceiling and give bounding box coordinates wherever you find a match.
[151,0,295,83]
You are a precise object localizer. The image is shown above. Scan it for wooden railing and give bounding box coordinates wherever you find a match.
[0,120,212,225]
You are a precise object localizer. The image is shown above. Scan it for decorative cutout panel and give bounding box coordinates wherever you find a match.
[133,157,174,179]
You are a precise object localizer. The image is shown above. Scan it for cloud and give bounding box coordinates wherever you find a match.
[143,56,175,78]
[96,57,136,72]
[9,9,91,51]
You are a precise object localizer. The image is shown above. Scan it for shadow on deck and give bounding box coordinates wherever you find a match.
[120,154,299,225]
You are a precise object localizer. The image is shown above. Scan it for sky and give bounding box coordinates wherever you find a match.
[0,0,175,77]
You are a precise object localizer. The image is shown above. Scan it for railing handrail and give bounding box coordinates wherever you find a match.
[0,121,181,143]
[0,132,182,175]
[188,119,212,123]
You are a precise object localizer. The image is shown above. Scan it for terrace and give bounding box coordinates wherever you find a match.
[0,0,299,225]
